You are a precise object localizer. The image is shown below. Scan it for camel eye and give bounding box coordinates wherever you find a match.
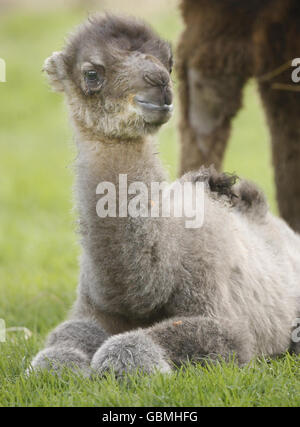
[83,67,105,93]
[85,70,99,82]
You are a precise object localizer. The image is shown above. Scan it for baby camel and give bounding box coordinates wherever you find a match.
[31,15,300,376]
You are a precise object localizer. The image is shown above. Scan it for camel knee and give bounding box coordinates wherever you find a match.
[46,319,109,359]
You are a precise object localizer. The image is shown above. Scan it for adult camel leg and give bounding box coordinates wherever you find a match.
[254,0,300,231]
[177,0,255,175]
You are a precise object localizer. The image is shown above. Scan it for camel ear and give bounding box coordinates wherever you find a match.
[43,51,66,92]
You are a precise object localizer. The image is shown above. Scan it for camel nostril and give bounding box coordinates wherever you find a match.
[143,72,170,88]
[144,73,158,87]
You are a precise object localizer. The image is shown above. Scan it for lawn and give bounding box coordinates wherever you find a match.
[0,4,299,407]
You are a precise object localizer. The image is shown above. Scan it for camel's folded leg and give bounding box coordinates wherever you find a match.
[91,316,253,377]
[29,320,109,375]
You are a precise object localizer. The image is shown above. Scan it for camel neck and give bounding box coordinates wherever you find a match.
[75,136,167,186]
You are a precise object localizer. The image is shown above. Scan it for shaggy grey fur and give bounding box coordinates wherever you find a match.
[91,330,171,377]
[30,14,300,377]
[30,346,91,376]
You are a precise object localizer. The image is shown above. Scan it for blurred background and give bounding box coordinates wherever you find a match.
[0,0,274,334]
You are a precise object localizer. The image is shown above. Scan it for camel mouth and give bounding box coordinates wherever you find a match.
[135,96,173,126]
[135,97,173,113]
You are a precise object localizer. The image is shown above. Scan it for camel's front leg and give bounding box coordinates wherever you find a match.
[91,316,253,377]
[30,319,109,375]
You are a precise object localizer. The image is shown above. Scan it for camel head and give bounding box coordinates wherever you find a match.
[43,14,174,141]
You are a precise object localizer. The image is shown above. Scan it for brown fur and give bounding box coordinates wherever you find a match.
[192,166,239,201]
[178,0,300,231]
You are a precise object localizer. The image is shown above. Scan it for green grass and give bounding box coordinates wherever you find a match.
[0,6,299,407]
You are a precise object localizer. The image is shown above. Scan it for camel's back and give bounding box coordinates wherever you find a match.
[173,199,299,355]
